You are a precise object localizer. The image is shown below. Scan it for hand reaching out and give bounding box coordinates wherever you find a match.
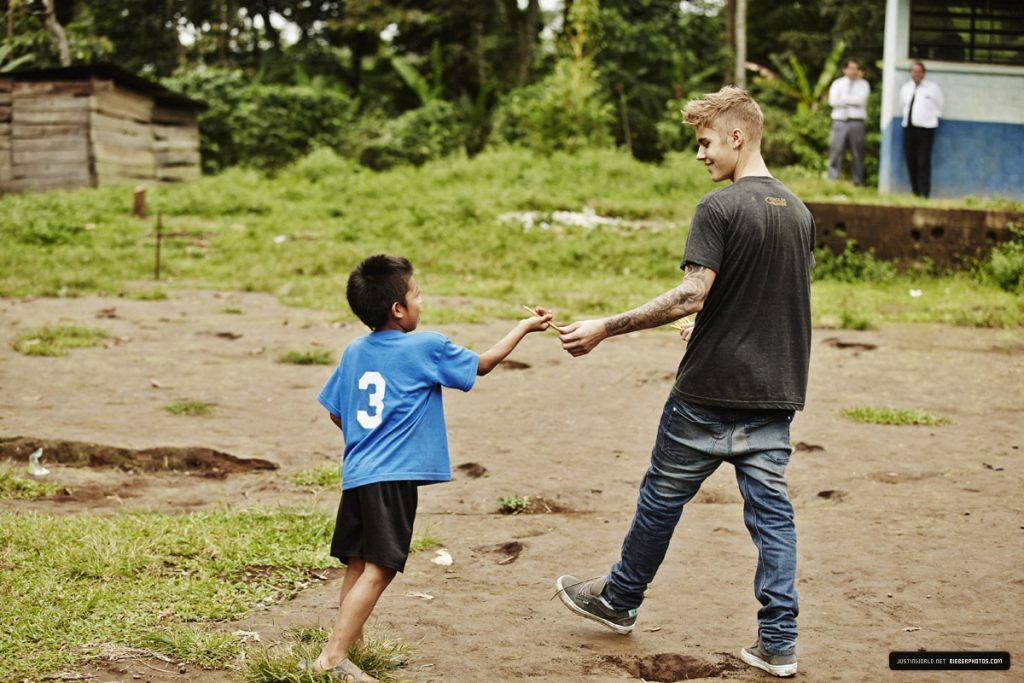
[558,319,608,357]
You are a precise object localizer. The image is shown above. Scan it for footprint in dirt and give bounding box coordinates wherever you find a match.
[594,653,744,681]
[473,541,525,565]
[456,462,487,478]
[822,336,878,351]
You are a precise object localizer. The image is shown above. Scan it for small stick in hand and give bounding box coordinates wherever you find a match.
[522,305,566,333]
[669,316,696,331]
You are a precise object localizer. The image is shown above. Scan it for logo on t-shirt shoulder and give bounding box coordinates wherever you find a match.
[765,196,787,207]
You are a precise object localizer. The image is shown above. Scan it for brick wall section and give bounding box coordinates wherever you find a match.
[807,202,1021,267]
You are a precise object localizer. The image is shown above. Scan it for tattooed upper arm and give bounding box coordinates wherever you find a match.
[680,263,714,304]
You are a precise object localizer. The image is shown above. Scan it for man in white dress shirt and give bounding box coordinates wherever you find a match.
[827,59,870,186]
[900,61,944,198]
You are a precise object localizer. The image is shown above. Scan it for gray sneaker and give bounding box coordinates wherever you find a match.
[554,575,637,634]
[740,639,797,677]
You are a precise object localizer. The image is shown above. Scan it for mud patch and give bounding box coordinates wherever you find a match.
[794,441,825,452]
[455,462,487,478]
[635,370,676,386]
[499,359,531,370]
[474,541,525,565]
[822,336,878,351]
[870,470,939,484]
[817,489,847,501]
[0,437,277,478]
[524,496,574,514]
[597,653,742,681]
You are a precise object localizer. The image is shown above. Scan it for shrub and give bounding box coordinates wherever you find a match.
[975,227,1024,294]
[490,60,614,154]
[761,105,831,173]
[163,68,357,173]
[358,100,465,171]
[812,240,898,283]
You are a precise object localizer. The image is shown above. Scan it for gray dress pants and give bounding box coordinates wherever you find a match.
[827,119,866,186]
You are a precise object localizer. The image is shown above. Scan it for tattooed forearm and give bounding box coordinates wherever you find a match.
[604,265,711,337]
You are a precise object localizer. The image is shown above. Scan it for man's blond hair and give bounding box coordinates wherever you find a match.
[682,86,764,143]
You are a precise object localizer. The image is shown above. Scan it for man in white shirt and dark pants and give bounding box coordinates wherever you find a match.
[900,61,944,198]
[827,59,870,186]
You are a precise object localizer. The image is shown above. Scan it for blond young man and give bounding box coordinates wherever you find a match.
[553,87,815,678]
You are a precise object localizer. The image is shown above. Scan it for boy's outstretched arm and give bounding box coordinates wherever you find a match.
[477,309,552,376]
[329,413,342,431]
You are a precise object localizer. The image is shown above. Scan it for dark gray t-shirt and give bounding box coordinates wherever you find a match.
[672,176,815,410]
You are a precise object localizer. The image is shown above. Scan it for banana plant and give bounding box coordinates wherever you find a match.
[0,41,34,73]
[391,39,444,105]
[751,39,846,113]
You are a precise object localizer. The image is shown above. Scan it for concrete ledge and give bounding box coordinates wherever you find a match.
[807,202,1022,267]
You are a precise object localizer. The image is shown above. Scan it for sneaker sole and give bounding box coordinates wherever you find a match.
[554,577,634,635]
[740,648,797,677]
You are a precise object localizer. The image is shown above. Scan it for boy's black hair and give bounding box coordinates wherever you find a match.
[346,254,414,330]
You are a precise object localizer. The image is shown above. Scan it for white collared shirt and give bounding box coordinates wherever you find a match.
[900,78,944,128]
[828,76,870,121]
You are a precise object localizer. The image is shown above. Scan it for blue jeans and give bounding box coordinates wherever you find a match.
[602,395,799,655]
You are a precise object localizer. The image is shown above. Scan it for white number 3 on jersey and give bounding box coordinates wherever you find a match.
[356,371,386,429]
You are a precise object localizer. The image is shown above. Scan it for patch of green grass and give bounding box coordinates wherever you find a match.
[497,494,531,515]
[0,148,1019,326]
[409,526,443,553]
[811,277,1022,329]
[138,624,241,669]
[223,306,244,314]
[838,310,877,331]
[840,407,950,426]
[292,464,340,488]
[239,627,410,683]
[164,400,214,416]
[0,463,65,499]
[278,349,334,365]
[11,324,108,356]
[0,507,335,680]
[122,287,168,301]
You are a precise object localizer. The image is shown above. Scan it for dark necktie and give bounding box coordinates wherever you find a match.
[907,88,916,126]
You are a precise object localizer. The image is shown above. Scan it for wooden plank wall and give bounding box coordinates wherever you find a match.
[1,79,93,192]
[0,77,11,187]
[90,78,157,184]
[0,75,201,193]
[152,104,201,181]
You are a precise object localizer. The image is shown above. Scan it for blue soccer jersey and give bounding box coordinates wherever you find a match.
[317,330,478,490]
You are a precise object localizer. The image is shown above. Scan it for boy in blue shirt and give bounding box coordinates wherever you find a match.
[307,254,551,679]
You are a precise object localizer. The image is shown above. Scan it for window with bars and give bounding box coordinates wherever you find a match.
[909,0,1024,66]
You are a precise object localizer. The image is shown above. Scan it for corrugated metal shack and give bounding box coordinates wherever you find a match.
[0,63,203,193]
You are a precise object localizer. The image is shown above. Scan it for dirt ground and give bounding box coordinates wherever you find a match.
[1,290,1021,683]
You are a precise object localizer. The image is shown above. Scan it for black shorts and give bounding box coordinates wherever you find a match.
[331,481,418,573]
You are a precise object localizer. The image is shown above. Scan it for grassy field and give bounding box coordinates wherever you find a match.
[1,147,1020,327]
[0,147,1021,681]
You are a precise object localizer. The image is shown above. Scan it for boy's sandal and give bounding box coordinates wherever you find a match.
[298,656,375,682]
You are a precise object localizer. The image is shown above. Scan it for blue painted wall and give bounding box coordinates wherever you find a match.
[880,117,1024,200]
